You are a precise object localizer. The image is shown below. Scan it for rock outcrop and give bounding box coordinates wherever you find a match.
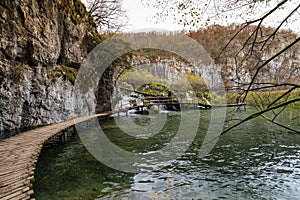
[0,0,98,68]
[188,25,300,90]
[0,0,99,131]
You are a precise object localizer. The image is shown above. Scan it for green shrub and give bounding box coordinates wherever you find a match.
[11,63,32,83]
[60,0,88,25]
[48,65,78,85]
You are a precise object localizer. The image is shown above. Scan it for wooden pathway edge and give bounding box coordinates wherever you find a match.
[0,112,113,200]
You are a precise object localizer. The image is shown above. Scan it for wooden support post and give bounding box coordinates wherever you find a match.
[59,131,67,143]
[70,125,76,135]
[64,131,68,141]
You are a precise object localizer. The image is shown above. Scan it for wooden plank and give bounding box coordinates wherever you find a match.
[0,172,28,187]
[0,114,112,199]
[0,186,30,200]
[0,178,30,194]
[0,165,28,176]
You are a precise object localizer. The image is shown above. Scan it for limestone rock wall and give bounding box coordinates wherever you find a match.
[0,62,72,130]
[220,45,300,90]
[114,55,223,88]
[0,0,97,68]
[0,0,98,131]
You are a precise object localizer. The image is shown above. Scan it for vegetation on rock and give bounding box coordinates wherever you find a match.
[48,65,78,85]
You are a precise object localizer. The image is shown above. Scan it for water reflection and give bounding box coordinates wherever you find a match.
[34,109,300,199]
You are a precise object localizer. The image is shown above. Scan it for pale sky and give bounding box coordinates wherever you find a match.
[82,0,300,34]
[122,0,300,34]
[122,0,185,32]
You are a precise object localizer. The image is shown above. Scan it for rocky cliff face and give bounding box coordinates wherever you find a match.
[1,1,298,132]
[114,54,224,87]
[220,43,300,90]
[0,0,97,68]
[189,25,300,90]
[0,0,99,131]
[0,63,75,130]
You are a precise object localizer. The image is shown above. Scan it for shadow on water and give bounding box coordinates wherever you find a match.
[33,108,300,200]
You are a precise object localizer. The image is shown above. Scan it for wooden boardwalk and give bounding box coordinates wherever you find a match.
[0,112,114,200]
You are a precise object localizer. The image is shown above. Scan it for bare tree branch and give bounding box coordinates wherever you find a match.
[261,114,300,133]
[86,0,127,32]
[242,36,300,102]
[267,87,296,108]
[140,0,300,135]
[222,97,300,135]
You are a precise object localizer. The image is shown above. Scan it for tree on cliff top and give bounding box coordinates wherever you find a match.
[141,0,300,134]
[85,0,127,32]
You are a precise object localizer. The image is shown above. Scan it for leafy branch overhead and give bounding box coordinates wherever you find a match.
[141,0,300,134]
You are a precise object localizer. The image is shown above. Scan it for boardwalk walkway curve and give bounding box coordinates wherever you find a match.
[0,112,113,200]
[0,101,246,199]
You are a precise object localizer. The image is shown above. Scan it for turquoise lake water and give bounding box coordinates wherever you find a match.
[34,108,300,199]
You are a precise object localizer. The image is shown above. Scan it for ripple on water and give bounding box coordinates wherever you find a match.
[34,110,300,199]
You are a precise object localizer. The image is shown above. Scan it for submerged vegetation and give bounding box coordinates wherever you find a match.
[34,109,300,199]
